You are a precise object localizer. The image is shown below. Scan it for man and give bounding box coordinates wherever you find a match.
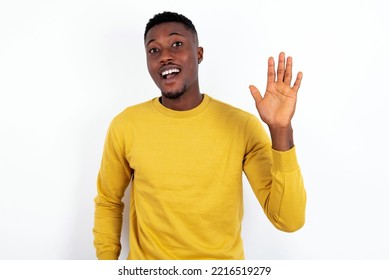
[93,11,306,260]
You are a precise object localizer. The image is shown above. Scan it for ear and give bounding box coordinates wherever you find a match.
[197,47,204,64]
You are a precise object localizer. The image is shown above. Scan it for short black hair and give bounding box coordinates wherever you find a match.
[144,11,198,41]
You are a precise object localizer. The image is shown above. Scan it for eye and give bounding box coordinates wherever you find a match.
[148,47,159,54]
[172,41,183,47]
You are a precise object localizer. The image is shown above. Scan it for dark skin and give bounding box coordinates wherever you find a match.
[145,22,303,151]
[145,22,203,111]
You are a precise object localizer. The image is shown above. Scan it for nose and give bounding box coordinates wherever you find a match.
[159,48,173,64]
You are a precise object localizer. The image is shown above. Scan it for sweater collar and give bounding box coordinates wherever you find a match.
[152,94,210,118]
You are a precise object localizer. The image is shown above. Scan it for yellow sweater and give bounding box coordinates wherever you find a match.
[93,94,306,260]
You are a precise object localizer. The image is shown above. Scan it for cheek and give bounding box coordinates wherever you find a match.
[183,53,198,72]
[187,58,199,76]
[146,59,153,73]
[146,60,158,78]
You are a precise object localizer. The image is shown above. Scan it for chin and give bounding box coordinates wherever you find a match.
[161,88,186,100]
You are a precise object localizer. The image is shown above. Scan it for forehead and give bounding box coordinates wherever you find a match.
[145,22,196,45]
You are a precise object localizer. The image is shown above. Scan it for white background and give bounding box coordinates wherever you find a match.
[0,0,388,260]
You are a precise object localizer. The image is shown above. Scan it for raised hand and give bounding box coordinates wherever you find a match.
[249,52,303,129]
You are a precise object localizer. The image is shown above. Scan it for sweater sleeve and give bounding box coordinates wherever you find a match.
[243,116,306,232]
[93,119,132,259]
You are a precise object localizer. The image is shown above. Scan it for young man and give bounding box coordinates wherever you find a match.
[93,11,306,260]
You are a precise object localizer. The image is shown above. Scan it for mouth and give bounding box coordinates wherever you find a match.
[160,66,181,79]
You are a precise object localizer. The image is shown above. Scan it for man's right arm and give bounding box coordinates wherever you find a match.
[93,120,132,260]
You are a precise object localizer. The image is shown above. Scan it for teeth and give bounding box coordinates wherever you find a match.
[162,68,180,76]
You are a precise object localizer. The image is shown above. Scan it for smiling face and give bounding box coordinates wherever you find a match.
[145,22,203,101]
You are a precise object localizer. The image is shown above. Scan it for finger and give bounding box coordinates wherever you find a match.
[292,71,303,93]
[284,56,293,86]
[277,52,286,82]
[249,85,263,103]
[267,56,275,85]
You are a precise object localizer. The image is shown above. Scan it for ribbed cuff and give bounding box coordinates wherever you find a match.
[97,251,119,260]
[272,146,299,172]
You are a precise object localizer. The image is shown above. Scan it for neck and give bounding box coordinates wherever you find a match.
[160,92,203,111]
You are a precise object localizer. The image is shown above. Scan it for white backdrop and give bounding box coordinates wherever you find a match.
[1,0,388,260]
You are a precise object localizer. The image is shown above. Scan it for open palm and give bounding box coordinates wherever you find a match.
[249,52,303,128]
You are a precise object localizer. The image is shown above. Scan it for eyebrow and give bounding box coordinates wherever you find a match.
[146,32,185,47]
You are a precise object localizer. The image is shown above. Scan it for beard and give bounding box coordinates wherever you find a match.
[161,85,186,100]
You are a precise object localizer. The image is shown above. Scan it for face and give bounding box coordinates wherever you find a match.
[145,22,203,100]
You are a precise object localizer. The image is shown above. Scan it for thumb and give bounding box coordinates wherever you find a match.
[249,85,263,103]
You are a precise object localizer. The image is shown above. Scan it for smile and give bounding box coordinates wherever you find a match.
[161,68,180,79]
